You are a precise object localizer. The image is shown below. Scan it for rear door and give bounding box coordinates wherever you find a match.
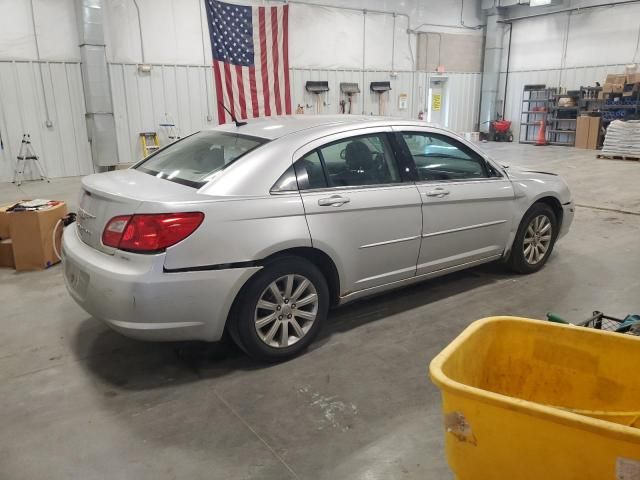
[394,128,516,275]
[293,128,422,294]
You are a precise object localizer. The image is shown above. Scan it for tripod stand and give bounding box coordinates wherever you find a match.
[13,134,50,186]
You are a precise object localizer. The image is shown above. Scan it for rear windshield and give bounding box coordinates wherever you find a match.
[135,131,268,188]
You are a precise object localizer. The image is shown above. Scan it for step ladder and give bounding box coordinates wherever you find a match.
[12,134,50,187]
[140,132,160,158]
[159,113,180,143]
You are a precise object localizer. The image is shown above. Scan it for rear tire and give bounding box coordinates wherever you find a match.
[508,203,558,274]
[232,256,329,362]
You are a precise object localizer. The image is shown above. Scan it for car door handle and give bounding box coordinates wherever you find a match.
[424,188,450,198]
[318,195,351,207]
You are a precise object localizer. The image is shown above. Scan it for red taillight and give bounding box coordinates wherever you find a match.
[102,212,204,252]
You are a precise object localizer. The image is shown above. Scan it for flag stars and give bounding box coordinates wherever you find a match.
[210,0,255,67]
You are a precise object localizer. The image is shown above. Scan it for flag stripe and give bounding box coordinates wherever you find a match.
[277,6,286,115]
[206,1,290,123]
[282,5,291,114]
[263,8,277,117]
[230,64,241,118]
[240,66,252,119]
[271,6,282,115]
[258,7,271,117]
[249,66,259,117]
[235,64,247,119]
[223,61,235,118]
[251,9,265,117]
[212,60,226,123]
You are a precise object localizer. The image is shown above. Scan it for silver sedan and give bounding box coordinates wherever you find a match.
[62,116,574,360]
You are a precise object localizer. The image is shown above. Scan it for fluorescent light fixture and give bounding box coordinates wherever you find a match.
[530,0,552,6]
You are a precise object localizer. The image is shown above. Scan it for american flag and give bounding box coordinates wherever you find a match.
[205,0,292,124]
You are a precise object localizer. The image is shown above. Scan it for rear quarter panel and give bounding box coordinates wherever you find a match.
[158,193,311,270]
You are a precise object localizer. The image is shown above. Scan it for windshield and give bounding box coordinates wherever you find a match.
[135,131,268,188]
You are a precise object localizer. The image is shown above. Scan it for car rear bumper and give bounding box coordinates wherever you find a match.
[62,224,260,341]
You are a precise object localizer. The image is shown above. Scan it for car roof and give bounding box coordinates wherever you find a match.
[208,114,448,141]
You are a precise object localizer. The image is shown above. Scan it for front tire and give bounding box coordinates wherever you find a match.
[232,256,329,361]
[508,203,558,274]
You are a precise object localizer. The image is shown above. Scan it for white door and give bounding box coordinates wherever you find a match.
[395,129,516,275]
[293,129,423,294]
[428,77,447,127]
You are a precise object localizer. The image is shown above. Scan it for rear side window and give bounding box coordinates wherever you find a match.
[135,131,267,188]
[295,134,401,190]
[294,151,328,190]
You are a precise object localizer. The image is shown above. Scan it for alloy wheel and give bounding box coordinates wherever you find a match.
[523,214,553,265]
[254,274,319,348]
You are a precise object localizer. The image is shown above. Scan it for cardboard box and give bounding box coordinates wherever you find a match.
[9,202,67,271]
[603,83,624,93]
[575,116,589,149]
[627,73,640,84]
[606,73,627,84]
[0,239,14,268]
[575,115,601,150]
[597,91,607,100]
[0,202,16,239]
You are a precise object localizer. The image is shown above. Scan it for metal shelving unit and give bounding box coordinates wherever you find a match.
[519,85,556,144]
[547,100,579,146]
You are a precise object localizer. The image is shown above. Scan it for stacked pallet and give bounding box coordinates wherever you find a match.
[600,120,640,160]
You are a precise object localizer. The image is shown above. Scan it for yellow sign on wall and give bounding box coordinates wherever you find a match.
[432,94,442,112]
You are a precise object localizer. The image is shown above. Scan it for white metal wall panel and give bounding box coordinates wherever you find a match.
[507,3,640,71]
[108,64,218,164]
[0,0,80,62]
[108,64,482,165]
[0,61,92,182]
[290,68,419,118]
[509,14,567,72]
[564,4,640,68]
[444,72,482,133]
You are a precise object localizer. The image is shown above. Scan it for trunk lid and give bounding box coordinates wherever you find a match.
[77,169,202,254]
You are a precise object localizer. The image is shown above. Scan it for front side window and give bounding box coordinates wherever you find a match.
[313,133,400,188]
[135,131,268,188]
[401,132,488,181]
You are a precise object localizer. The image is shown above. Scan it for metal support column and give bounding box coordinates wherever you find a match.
[75,0,119,169]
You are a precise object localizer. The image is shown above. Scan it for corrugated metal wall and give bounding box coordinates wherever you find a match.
[109,65,482,164]
[108,63,218,165]
[441,72,482,133]
[0,61,483,175]
[290,69,418,118]
[500,63,631,140]
[0,61,93,183]
[287,70,481,134]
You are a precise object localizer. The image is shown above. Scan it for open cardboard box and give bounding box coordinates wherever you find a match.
[1,201,67,271]
[0,239,14,268]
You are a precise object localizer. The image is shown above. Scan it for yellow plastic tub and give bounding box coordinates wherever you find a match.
[429,316,640,480]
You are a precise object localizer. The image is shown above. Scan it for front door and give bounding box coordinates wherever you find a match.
[395,129,516,275]
[294,129,422,294]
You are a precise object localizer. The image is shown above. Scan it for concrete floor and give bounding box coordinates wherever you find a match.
[1,143,639,479]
